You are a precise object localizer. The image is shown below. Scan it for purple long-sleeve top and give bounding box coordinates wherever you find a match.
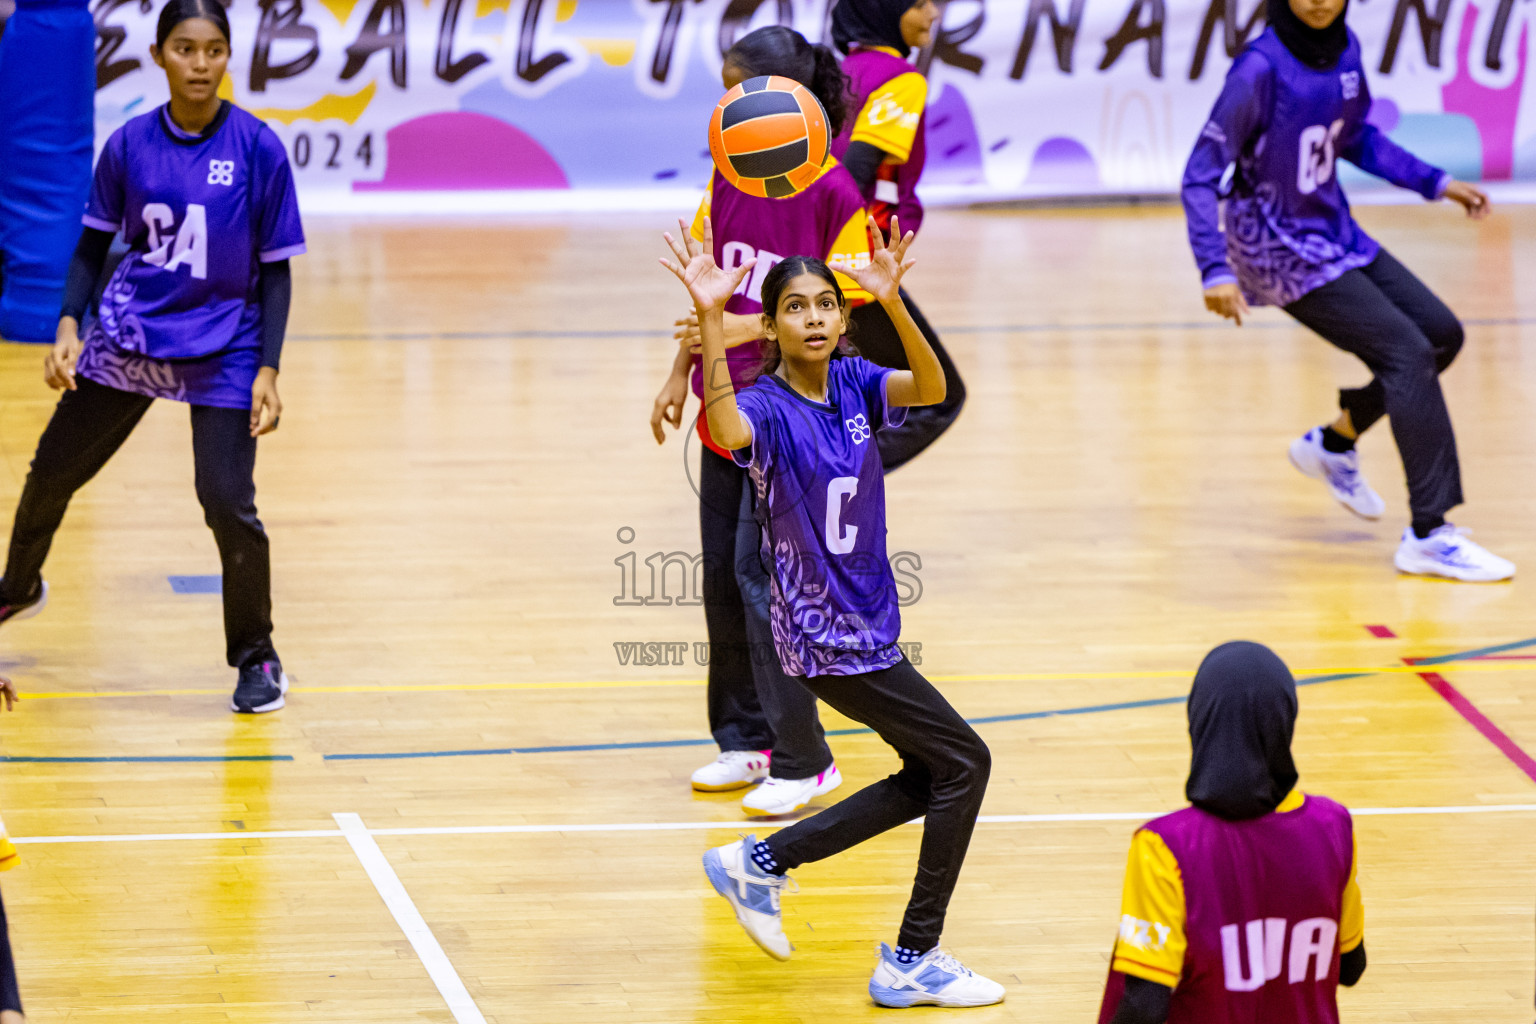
[1180,28,1450,306]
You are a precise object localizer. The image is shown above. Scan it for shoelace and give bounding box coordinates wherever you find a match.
[733,835,798,903]
[1326,453,1362,492]
[924,949,973,977]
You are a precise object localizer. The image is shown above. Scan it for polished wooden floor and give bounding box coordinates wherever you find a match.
[0,202,1532,1022]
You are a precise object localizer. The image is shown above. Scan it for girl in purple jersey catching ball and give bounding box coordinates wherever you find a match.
[654,27,870,817]
[1183,0,1512,581]
[662,216,1003,1008]
[0,0,305,713]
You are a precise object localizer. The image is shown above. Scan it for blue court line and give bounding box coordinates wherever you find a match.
[287,317,1533,344]
[168,574,221,594]
[322,640,1536,762]
[0,755,293,763]
[1408,636,1536,665]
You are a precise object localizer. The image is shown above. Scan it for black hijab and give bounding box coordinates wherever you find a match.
[1185,641,1300,821]
[1267,0,1350,70]
[831,0,915,57]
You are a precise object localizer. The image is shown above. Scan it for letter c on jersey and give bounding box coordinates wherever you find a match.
[825,476,859,555]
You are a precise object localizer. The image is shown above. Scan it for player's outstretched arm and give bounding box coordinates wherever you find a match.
[660,217,755,451]
[1441,180,1490,220]
[832,215,943,407]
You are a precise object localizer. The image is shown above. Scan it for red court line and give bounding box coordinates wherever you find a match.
[1365,625,1397,639]
[1464,655,1536,662]
[1411,667,1536,785]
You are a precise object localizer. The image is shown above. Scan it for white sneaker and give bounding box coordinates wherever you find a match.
[741,764,842,816]
[692,749,771,792]
[869,943,1006,1008]
[1394,525,1515,582]
[1288,428,1384,519]
[702,835,794,960]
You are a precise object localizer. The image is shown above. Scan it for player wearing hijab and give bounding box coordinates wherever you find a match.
[652,27,874,817]
[0,0,305,712]
[1183,0,1512,581]
[662,216,1004,1007]
[1098,642,1366,1024]
[829,0,966,470]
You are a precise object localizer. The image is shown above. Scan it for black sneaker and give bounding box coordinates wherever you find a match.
[0,579,48,628]
[231,660,289,714]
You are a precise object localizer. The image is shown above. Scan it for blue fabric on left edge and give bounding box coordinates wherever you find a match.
[0,0,95,343]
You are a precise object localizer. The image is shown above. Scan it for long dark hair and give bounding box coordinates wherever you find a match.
[156,0,231,47]
[755,256,857,379]
[725,26,850,138]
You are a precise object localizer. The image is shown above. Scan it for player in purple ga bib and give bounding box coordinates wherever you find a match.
[665,217,1003,1007]
[1099,642,1367,1024]
[0,0,303,714]
[1181,0,1513,582]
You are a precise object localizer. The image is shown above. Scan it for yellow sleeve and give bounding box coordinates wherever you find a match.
[0,813,18,872]
[1339,829,1363,952]
[1111,829,1186,987]
[690,179,713,243]
[849,72,928,164]
[825,207,873,305]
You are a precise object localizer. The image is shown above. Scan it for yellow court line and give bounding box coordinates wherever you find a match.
[14,658,1533,701]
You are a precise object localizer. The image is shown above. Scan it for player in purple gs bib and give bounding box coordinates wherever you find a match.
[1182,0,1512,582]
[0,0,305,713]
[1099,642,1366,1024]
[663,217,1004,1007]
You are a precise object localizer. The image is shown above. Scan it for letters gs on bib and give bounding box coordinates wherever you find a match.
[1296,74,1360,196]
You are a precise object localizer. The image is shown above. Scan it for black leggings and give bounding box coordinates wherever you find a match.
[764,658,990,952]
[1284,249,1464,520]
[849,288,966,472]
[0,887,20,1013]
[699,448,833,780]
[0,377,277,669]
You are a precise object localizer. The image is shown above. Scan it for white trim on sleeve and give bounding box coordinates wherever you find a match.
[259,243,308,263]
[82,215,121,233]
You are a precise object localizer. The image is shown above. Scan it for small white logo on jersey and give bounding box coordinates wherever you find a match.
[207,160,234,186]
[845,413,872,445]
[1340,72,1360,100]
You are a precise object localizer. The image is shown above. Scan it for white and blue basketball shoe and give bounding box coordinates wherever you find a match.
[1288,427,1384,519]
[702,835,793,960]
[869,943,1006,1008]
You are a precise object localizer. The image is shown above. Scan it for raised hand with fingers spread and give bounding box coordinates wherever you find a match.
[660,216,756,315]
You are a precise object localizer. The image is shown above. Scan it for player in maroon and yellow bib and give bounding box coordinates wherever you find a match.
[828,0,965,471]
[1099,642,1367,1024]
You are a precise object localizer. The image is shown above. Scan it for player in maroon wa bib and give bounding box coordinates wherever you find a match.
[1100,642,1367,1023]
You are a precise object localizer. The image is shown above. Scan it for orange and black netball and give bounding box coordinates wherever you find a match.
[708,74,830,200]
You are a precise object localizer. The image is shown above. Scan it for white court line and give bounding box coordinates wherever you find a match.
[9,803,1536,845]
[333,812,487,1024]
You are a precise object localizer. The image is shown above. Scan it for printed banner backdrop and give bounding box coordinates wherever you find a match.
[87,0,1536,204]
